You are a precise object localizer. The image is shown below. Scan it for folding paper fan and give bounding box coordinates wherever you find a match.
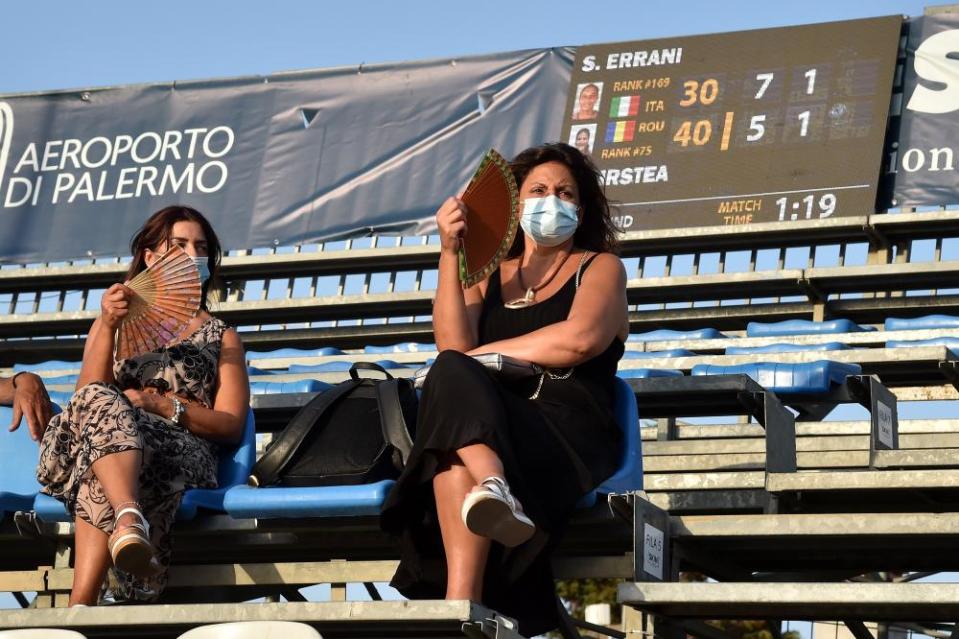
[115,245,201,360]
[458,149,520,288]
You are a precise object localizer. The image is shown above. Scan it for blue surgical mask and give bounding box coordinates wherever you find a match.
[519,195,580,247]
[191,256,211,286]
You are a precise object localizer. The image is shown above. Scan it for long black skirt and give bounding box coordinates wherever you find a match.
[380,350,621,636]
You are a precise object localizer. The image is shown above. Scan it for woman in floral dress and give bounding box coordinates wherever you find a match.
[37,206,250,606]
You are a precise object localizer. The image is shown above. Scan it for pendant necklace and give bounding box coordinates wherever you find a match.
[503,250,575,309]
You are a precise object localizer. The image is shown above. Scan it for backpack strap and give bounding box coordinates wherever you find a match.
[249,378,362,486]
[374,378,414,466]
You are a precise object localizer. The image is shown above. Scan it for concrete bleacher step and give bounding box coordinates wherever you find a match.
[0,601,524,639]
[641,418,959,441]
[618,582,959,620]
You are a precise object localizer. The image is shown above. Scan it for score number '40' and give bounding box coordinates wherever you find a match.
[776,193,836,221]
[673,70,818,148]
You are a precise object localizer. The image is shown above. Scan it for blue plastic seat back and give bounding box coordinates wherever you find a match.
[618,368,684,379]
[886,337,959,356]
[885,314,959,331]
[628,328,725,342]
[692,360,862,394]
[725,342,849,355]
[364,342,436,354]
[0,406,46,515]
[250,380,332,395]
[746,319,873,337]
[622,349,695,359]
[13,360,80,373]
[178,408,257,520]
[596,376,642,495]
[47,390,75,408]
[288,360,402,373]
[246,347,345,361]
[40,374,80,386]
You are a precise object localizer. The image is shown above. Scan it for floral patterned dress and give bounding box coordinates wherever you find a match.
[37,317,227,601]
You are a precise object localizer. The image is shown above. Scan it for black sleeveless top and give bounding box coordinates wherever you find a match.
[478,254,625,414]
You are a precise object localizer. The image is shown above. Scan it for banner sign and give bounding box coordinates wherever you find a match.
[890,13,959,207]
[562,16,902,231]
[0,48,572,263]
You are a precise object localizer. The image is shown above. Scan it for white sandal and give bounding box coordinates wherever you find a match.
[461,476,535,547]
[107,502,160,578]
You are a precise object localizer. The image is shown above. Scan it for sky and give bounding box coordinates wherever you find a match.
[0,0,937,96]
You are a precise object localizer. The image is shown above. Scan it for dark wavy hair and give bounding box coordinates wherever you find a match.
[125,206,223,310]
[507,142,619,258]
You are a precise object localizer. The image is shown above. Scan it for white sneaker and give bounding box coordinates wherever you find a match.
[461,476,535,547]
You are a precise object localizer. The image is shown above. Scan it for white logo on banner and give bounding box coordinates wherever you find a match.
[0,104,238,209]
[907,29,959,114]
[0,102,12,199]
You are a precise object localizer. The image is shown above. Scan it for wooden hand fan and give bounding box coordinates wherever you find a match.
[115,244,201,360]
[458,149,520,288]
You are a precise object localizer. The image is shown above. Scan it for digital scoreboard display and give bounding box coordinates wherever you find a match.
[562,16,903,231]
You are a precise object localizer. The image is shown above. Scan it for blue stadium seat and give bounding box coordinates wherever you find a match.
[886,337,959,355]
[47,390,75,408]
[692,360,863,394]
[885,314,959,331]
[247,366,274,376]
[40,373,80,386]
[288,360,403,373]
[13,360,81,373]
[746,319,874,337]
[725,342,850,355]
[627,328,726,342]
[34,408,258,522]
[250,380,332,395]
[224,377,643,519]
[363,342,436,354]
[246,347,344,361]
[618,368,684,379]
[178,408,257,520]
[622,349,695,359]
[0,406,51,518]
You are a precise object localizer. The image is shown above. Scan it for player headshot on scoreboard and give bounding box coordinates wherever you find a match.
[569,124,596,156]
[572,82,603,120]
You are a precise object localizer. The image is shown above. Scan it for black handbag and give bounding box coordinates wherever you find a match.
[249,362,418,487]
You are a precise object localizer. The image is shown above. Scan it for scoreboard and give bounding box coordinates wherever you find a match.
[562,15,903,231]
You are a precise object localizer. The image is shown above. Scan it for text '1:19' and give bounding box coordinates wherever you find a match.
[776,193,836,221]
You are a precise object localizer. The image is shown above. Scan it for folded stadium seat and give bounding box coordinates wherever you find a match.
[885,314,959,331]
[12,360,81,373]
[691,360,862,394]
[246,366,273,376]
[627,328,726,342]
[621,349,695,359]
[725,342,850,355]
[249,379,332,395]
[223,378,642,519]
[177,621,322,639]
[38,373,80,386]
[287,360,403,373]
[246,347,345,360]
[618,368,684,379]
[0,406,57,519]
[363,342,436,353]
[746,319,875,337]
[886,337,959,355]
[34,408,257,522]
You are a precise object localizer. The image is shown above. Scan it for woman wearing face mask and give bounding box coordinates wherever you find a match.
[381,143,627,635]
[36,205,250,606]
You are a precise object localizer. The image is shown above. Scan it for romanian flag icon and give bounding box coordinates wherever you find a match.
[608,95,640,117]
[605,120,636,143]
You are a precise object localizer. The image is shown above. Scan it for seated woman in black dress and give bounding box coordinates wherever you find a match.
[37,206,250,606]
[381,142,628,635]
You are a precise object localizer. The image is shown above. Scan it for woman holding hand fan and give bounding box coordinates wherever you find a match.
[381,143,628,636]
[37,206,250,606]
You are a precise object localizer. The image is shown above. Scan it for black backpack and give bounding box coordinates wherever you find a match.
[249,362,418,487]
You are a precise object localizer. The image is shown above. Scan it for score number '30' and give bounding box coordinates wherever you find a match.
[672,69,819,149]
[776,193,836,221]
